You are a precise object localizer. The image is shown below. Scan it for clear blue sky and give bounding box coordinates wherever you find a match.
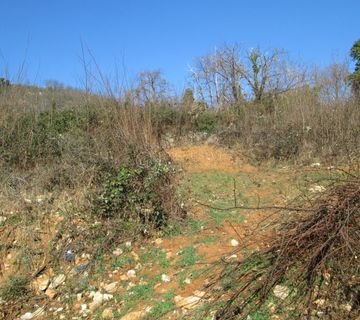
[1,0,359,91]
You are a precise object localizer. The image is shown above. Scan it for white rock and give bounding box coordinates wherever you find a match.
[309,185,326,193]
[49,274,66,289]
[125,241,132,248]
[174,295,202,309]
[81,304,87,311]
[32,307,45,318]
[184,278,191,284]
[112,248,123,256]
[273,285,289,300]
[0,216,7,223]
[127,269,136,278]
[103,293,113,301]
[34,274,50,291]
[340,303,352,312]
[104,282,118,293]
[154,238,163,245]
[230,239,239,247]
[310,162,321,167]
[161,274,171,282]
[20,313,33,320]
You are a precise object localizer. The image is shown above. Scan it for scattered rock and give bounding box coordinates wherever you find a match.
[310,162,321,167]
[63,250,76,262]
[340,303,352,312]
[74,262,90,273]
[225,254,238,261]
[20,312,33,320]
[127,270,136,278]
[131,251,140,261]
[125,241,132,248]
[102,308,114,319]
[49,274,66,289]
[120,311,145,320]
[0,216,7,224]
[184,278,191,284]
[174,295,202,309]
[314,298,325,307]
[33,274,50,291]
[154,238,163,245]
[104,282,118,293]
[273,285,289,300]
[309,185,326,193]
[268,302,276,313]
[120,274,129,281]
[112,248,123,256]
[161,274,171,282]
[45,287,57,299]
[81,304,87,311]
[89,291,113,310]
[230,239,239,247]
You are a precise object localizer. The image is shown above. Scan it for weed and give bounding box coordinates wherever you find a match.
[146,291,176,319]
[0,274,30,300]
[176,246,200,267]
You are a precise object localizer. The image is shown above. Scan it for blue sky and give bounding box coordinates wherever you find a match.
[1,0,359,91]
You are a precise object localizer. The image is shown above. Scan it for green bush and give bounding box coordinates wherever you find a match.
[93,153,177,230]
[193,111,219,133]
[0,107,98,166]
[0,275,30,300]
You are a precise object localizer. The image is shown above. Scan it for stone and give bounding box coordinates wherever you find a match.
[33,274,50,291]
[81,304,87,311]
[112,248,123,256]
[230,239,239,247]
[125,241,132,248]
[273,285,289,300]
[49,274,66,289]
[120,311,145,320]
[161,274,171,282]
[32,307,45,318]
[20,312,33,320]
[340,304,352,312]
[0,216,7,224]
[120,274,129,281]
[63,250,76,262]
[131,251,140,261]
[127,270,136,278]
[102,308,114,319]
[104,282,118,293]
[184,278,191,284]
[309,185,326,193]
[310,162,321,167]
[174,295,202,309]
[45,288,57,299]
[268,302,276,314]
[154,238,163,245]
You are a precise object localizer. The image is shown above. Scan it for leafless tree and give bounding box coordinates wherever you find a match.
[240,47,306,102]
[189,44,306,106]
[133,70,170,105]
[313,60,351,103]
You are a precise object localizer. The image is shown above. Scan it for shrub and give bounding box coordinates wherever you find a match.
[0,275,30,300]
[93,151,178,231]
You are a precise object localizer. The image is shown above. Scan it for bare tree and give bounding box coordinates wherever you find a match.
[133,70,170,105]
[240,47,305,102]
[313,60,351,103]
[190,44,306,106]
